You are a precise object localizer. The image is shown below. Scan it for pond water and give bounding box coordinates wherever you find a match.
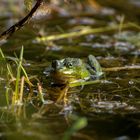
[0,0,140,140]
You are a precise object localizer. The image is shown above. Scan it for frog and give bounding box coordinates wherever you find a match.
[44,55,103,86]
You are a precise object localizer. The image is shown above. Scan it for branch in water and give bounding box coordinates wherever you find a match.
[103,65,140,72]
[0,0,43,40]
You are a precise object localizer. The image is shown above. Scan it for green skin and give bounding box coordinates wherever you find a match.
[49,55,103,86]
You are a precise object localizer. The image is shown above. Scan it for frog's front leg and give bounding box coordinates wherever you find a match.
[87,55,103,78]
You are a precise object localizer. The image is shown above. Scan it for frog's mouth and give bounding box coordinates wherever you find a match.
[51,70,78,84]
[59,68,75,75]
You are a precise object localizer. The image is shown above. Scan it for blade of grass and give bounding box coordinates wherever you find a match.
[63,117,87,140]
[5,88,10,107]
[118,15,125,34]
[15,46,24,100]
[0,49,14,80]
[6,55,33,86]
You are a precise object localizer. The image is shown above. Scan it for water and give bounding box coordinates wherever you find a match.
[0,0,140,140]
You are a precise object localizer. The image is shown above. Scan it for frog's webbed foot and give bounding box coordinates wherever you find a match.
[87,55,100,71]
[87,55,103,77]
[87,55,96,70]
[86,64,96,75]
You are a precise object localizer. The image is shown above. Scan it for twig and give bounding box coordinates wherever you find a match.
[0,0,43,40]
[103,65,140,72]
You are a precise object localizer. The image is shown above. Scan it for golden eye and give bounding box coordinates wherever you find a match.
[68,63,73,67]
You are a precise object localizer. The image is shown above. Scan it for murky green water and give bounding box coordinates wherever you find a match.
[0,0,140,140]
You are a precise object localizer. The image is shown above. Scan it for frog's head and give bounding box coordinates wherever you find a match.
[52,58,82,73]
[51,57,90,84]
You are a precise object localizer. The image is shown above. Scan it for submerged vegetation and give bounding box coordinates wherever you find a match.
[0,0,140,140]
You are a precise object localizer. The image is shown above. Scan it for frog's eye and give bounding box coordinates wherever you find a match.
[67,62,73,67]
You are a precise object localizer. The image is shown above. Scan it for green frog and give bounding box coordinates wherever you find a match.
[44,55,103,86]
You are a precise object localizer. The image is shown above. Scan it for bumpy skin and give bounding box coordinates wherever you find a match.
[87,55,103,78]
[48,55,103,84]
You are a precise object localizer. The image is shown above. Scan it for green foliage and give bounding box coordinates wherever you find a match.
[0,47,31,106]
[24,0,34,11]
[63,116,87,140]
